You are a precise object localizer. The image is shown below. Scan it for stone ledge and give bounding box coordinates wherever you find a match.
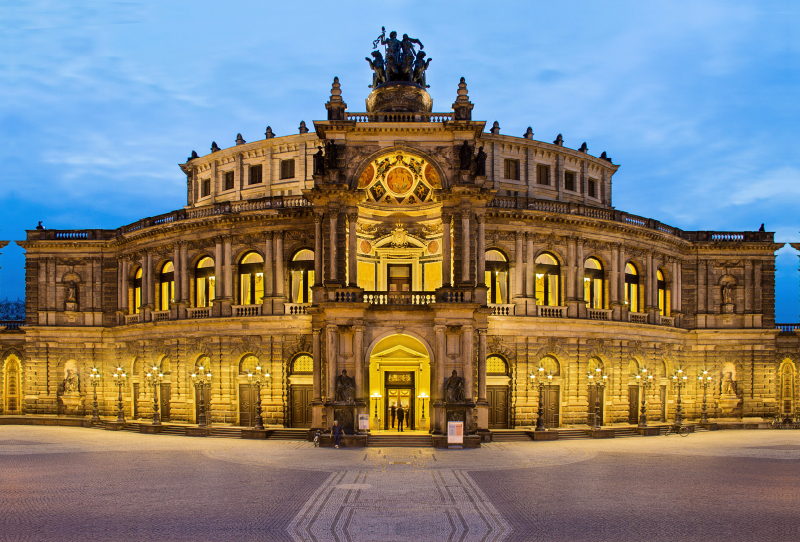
[635,427,661,436]
[139,424,164,434]
[185,427,213,437]
[528,430,559,441]
[585,428,615,439]
[700,422,720,431]
[0,416,93,428]
[319,435,368,447]
[241,429,270,439]
[104,421,127,431]
[432,435,481,448]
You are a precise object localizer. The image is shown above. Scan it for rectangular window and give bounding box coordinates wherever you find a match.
[504,159,520,180]
[201,179,211,197]
[280,159,295,180]
[537,164,549,185]
[224,171,235,191]
[588,179,597,198]
[564,171,575,192]
[249,164,263,185]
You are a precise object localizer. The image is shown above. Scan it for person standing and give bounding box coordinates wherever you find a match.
[396,405,405,432]
[331,420,342,448]
[390,403,396,429]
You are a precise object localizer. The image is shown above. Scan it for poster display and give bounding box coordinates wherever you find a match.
[447,421,464,444]
[358,413,370,431]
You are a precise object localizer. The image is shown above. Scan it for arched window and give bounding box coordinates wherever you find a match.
[486,355,508,375]
[584,258,603,309]
[239,355,260,375]
[239,252,264,305]
[485,250,509,304]
[133,268,142,314]
[196,257,216,308]
[657,269,667,316]
[588,358,604,374]
[781,362,796,418]
[625,263,640,313]
[292,354,313,374]
[540,355,560,376]
[160,262,174,311]
[4,355,21,413]
[535,253,560,307]
[290,250,314,304]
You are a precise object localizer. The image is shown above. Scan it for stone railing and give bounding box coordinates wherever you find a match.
[285,303,311,315]
[0,320,24,331]
[124,313,140,324]
[629,311,648,324]
[232,304,261,317]
[776,323,800,333]
[660,316,675,327]
[152,310,170,322]
[439,288,475,303]
[537,305,567,318]
[345,112,454,123]
[364,292,436,306]
[587,308,613,321]
[489,304,515,316]
[187,307,211,319]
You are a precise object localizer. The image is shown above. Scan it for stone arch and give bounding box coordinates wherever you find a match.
[3,352,22,414]
[537,355,561,376]
[486,353,509,375]
[534,248,566,267]
[289,352,313,375]
[238,353,262,375]
[778,358,797,418]
[235,246,265,265]
[364,329,435,366]
[349,145,451,191]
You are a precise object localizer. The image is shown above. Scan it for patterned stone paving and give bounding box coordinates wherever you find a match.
[1,426,799,541]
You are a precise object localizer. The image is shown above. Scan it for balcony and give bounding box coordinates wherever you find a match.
[187,307,211,319]
[364,292,436,306]
[628,312,648,324]
[587,308,613,321]
[285,303,311,315]
[776,323,800,333]
[345,112,454,123]
[489,304,515,316]
[232,304,261,317]
[537,305,568,318]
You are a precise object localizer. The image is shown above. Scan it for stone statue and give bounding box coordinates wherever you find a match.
[66,281,77,303]
[445,370,466,403]
[412,51,432,87]
[63,369,79,394]
[379,30,402,81]
[313,146,325,176]
[366,51,386,88]
[400,34,424,80]
[459,141,473,171]
[474,145,487,176]
[722,283,733,305]
[335,369,355,403]
[721,372,736,395]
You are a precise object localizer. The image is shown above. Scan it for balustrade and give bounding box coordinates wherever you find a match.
[152,310,170,322]
[537,305,567,318]
[660,316,675,327]
[345,112,453,123]
[489,304,515,316]
[776,323,800,333]
[124,314,140,325]
[363,292,435,306]
[187,307,211,319]
[628,311,648,324]
[587,308,613,321]
[285,303,310,315]
[232,304,262,317]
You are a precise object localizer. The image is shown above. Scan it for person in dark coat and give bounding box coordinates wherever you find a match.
[331,420,342,448]
[390,403,396,428]
[396,406,405,432]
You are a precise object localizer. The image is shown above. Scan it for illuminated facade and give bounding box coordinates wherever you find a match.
[3,54,799,434]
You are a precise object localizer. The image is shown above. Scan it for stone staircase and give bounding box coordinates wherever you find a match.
[268,429,309,440]
[490,430,533,442]
[367,433,433,447]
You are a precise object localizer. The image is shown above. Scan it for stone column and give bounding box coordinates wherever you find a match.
[610,244,619,304]
[180,242,189,305]
[462,325,473,402]
[348,212,358,287]
[676,260,683,312]
[514,231,524,297]
[645,251,654,312]
[461,211,471,284]
[354,326,364,403]
[223,236,233,300]
[476,214,486,286]
[214,239,223,300]
[566,238,576,301]
[526,233,535,297]
[754,261,762,312]
[121,259,130,313]
[274,232,285,297]
[329,210,338,283]
[433,325,446,434]
[744,260,753,312]
[326,325,338,402]
[117,259,123,310]
[698,260,707,314]
[478,329,487,402]
[618,246,626,307]
[314,213,323,286]
[442,211,452,287]
[173,244,181,307]
[263,232,274,300]
[671,260,679,314]
[312,329,322,401]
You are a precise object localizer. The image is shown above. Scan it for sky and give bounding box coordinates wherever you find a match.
[1,0,799,320]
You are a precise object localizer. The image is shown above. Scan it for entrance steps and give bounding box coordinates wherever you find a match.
[268,429,309,440]
[557,429,590,440]
[490,430,533,442]
[614,427,640,438]
[367,433,432,447]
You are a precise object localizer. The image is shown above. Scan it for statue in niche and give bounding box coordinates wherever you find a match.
[474,146,487,176]
[722,283,733,306]
[313,146,325,176]
[459,141,473,171]
[335,369,355,403]
[445,370,466,403]
[66,282,77,303]
[63,369,80,394]
[365,51,386,88]
[721,372,737,395]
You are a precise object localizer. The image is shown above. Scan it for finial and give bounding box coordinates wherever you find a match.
[299,121,309,134]
[457,77,468,96]
[579,142,588,153]
[490,121,500,135]
[452,77,474,121]
[211,141,220,152]
[600,151,612,163]
[235,133,246,146]
[330,76,342,99]
[524,127,534,139]
[188,150,198,161]
[265,126,275,139]
[553,134,563,146]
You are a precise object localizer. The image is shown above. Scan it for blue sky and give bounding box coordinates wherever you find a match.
[2,0,799,320]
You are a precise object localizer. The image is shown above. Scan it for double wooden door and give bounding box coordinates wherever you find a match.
[239,384,257,427]
[487,386,509,429]
[587,386,604,426]
[291,385,313,428]
[160,383,171,421]
[628,385,639,425]
[133,383,140,419]
[543,386,560,428]
[195,385,211,424]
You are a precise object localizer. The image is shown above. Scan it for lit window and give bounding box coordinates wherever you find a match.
[584,258,603,309]
[657,269,667,316]
[535,253,560,306]
[485,250,509,304]
[625,263,639,313]
[290,249,314,303]
[133,268,142,314]
[160,261,174,311]
[195,257,215,308]
[239,252,264,305]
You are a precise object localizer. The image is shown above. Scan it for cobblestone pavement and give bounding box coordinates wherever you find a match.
[1,426,799,541]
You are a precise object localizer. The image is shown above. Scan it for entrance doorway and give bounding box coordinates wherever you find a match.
[133,383,140,419]
[659,385,667,421]
[195,385,210,424]
[385,372,414,430]
[628,385,639,424]
[239,384,256,427]
[291,385,313,428]
[487,386,509,429]
[160,383,171,421]
[587,386,604,426]
[543,385,560,428]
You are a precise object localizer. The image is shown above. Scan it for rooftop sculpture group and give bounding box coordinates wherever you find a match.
[366,27,432,88]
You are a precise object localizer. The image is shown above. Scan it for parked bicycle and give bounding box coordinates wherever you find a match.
[664,424,690,437]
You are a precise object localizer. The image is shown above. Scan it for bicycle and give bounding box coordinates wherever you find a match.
[664,424,690,437]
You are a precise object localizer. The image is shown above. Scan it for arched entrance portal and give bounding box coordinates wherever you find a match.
[368,334,431,431]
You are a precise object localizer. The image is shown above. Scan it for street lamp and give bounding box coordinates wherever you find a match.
[146,366,163,426]
[530,366,546,431]
[111,366,127,423]
[191,366,212,428]
[587,368,608,429]
[89,367,101,423]
[417,391,429,420]
[697,369,713,425]
[370,391,381,419]
[247,365,270,431]
[672,368,688,426]
[635,367,654,428]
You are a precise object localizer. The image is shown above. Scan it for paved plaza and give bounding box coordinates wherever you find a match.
[1,427,799,541]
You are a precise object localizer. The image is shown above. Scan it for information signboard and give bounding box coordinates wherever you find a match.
[358,413,370,431]
[447,421,464,444]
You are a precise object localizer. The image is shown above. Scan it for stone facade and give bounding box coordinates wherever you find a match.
[2,69,799,431]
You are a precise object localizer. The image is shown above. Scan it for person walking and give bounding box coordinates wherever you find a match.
[396,405,405,432]
[390,403,396,429]
[331,420,342,448]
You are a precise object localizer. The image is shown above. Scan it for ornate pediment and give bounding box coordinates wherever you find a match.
[358,152,440,205]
